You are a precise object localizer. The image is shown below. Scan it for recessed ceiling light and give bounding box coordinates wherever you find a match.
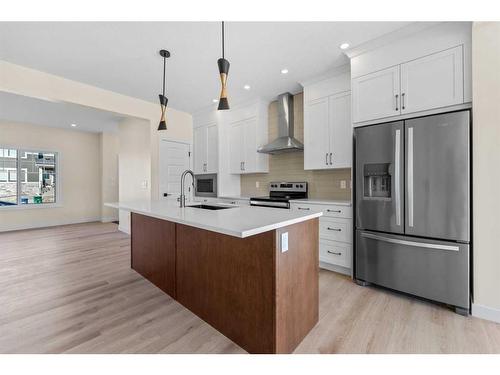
[71,123,77,127]
[212,99,218,103]
[281,68,289,74]
[340,42,350,50]
[243,84,251,90]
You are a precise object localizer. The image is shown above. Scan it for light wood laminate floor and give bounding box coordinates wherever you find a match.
[1,222,499,354]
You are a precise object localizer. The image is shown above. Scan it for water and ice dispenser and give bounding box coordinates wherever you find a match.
[363,163,391,199]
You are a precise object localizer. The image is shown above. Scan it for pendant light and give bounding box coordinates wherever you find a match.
[158,49,170,131]
[217,21,230,110]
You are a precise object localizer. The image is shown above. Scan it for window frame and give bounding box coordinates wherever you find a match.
[0,147,62,210]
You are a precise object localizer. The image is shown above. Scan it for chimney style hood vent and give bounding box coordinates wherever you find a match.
[257,93,304,154]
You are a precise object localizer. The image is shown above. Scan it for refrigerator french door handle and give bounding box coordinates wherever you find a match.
[395,129,401,227]
[408,127,414,228]
[361,232,460,252]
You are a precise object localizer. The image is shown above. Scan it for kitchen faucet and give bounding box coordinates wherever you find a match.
[179,169,195,208]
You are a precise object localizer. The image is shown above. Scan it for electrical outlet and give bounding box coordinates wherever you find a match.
[256,181,260,188]
[141,180,148,189]
[340,180,347,189]
[281,232,289,253]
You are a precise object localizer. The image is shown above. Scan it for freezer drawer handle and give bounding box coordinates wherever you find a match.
[361,232,459,252]
[327,250,342,256]
[327,227,341,232]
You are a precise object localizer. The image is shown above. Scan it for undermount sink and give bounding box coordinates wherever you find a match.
[187,204,235,210]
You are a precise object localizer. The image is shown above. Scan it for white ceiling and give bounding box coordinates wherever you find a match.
[0,91,125,133]
[0,22,412,114]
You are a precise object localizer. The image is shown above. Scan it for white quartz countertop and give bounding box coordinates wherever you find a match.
[106,200,322,238]
[290,198,352,206]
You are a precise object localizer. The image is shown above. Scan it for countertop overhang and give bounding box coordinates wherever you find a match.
[106,200,323,238]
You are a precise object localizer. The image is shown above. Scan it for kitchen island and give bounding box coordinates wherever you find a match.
[107,200,322,354]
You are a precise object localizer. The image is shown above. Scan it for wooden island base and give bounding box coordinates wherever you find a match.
[131,213,319,354]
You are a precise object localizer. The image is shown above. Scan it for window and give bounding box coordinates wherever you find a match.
[0,148,58,207]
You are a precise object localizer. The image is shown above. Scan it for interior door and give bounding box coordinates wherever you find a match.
[159,140,191,201]
[193,126,206,174]
[405,111,470,241]
[304,97,330,170]
[229,120,244,174]
[329,92,352,168]
[355,121,404,234]
[206,123,218,173]
[400,46,464,114]
[352,65,401,123]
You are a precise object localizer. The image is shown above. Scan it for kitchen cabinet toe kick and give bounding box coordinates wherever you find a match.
[131,212,319,354]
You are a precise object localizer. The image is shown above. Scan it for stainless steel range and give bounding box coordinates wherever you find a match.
[250,182,308,209]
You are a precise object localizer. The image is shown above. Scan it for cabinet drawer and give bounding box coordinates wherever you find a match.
[319,217,352,243]
[319,239,351,268]
[322,205,352,219]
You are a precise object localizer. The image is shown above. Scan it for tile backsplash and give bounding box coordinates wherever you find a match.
[240,92,352,200]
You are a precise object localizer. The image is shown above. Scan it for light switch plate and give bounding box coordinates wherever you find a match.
[281,232,288,253]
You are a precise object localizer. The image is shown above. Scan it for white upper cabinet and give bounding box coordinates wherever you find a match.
[303,70,352,170]
[228,119,245,174]
[352,65,401,123]
[350,23,471,125]
[193,122,218,174]
[329,92,352,168]
[304,97,330,170]
[400,46,464,114]
[227,101,269,175]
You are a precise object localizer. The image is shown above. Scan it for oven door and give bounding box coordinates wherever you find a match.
[194,174,217,197]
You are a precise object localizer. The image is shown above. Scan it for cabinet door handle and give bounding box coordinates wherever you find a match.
[395,94,399,111]
[325,153,328,165]
[329,152,332,165]
[243,161,245,171]
[402,93,406,110]
[297,207,310,210]
[326,209,341,213]
[327,250,342,256]
[327,227,342,232]
[240,162,243,171]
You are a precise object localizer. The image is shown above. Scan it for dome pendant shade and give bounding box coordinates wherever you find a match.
[217,58,230,110]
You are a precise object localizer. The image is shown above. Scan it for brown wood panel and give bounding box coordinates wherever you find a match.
[176,224,276,354]
[131,213,176,298]
[275,218,319,353]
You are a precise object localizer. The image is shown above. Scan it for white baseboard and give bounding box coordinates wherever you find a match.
[320,261,351,276]
[101,216,118,223]
[472,303,500,324]
[0,217,102,233]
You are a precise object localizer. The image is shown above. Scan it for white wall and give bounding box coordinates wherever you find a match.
[0,60,193,207]
[471,22,500,322]
[0,121,102,231]
[100,132,119,222]
[118,117,151,233]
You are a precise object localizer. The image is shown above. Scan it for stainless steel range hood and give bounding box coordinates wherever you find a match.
[257,93,304,154]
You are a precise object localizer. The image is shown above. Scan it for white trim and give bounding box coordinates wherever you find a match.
[319,261,351,276]
[352,102,472,127]
[101,216,118,223]
[472,303,500,324]
[0,216,102,233]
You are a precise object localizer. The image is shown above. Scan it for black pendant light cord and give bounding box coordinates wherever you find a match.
[222,21,225,59]
[162,55,166,97]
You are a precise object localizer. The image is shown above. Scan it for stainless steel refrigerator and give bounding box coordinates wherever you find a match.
[354,111,471,315]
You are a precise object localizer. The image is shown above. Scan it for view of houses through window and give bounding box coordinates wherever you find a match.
[0,148,57,206]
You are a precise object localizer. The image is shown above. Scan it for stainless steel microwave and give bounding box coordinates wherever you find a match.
[194,174,217,197]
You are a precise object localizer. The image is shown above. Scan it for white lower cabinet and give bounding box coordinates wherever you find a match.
[290,202,353,273]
